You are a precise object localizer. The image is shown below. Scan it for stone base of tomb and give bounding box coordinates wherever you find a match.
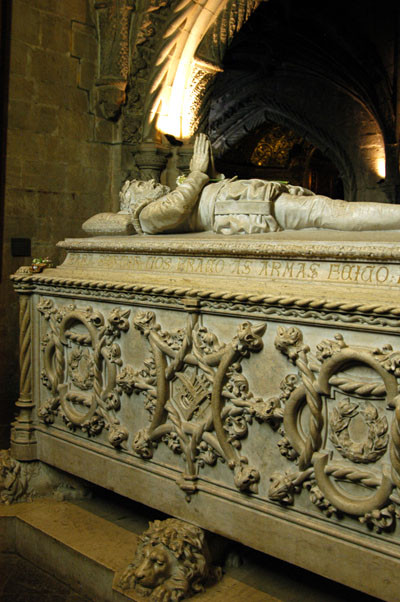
[9,231,400,601]
[0,498,271,601]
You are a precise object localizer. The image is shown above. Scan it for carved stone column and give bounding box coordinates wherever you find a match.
[381,142,400,202]
[93,0,135,120]
[10,270,37,460]
[135,142,170,181]
[177,144,194,176]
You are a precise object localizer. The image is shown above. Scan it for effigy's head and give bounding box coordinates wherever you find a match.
[119,179,170,213]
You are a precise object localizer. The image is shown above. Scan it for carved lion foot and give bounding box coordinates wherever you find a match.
[0,449,90,505]
[118,518,221,601]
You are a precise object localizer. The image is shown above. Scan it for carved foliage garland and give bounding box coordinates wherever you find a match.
[268,327,400,532]
[34,294,400,531]
[37,298,131,448]
[120,310,272,497]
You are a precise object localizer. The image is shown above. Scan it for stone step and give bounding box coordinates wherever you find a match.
[0,499,278,602]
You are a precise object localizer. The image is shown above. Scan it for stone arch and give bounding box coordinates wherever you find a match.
[119,0,398,200]
[207,89,357,201]
[122,0,261,144]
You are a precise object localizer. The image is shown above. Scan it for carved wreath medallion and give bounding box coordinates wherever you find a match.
[268,327,400,532]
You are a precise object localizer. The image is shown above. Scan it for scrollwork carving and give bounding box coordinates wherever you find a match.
[359,504,400,533]
[272,327,400,528]
[127,309,269,497]
[122,1,169,143]
[37,299,131,448]
[92,0,135,120]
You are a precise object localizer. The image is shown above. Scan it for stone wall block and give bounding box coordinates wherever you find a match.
[78,59,96,92]
[8,75,35,101]
[35,81,87,112]
[22,160,67,192]
[22,0,89,21]
[6,216,38,243]
[66,164,89,194]
[37,192,70,217]
[69,88,90,114]
[57,108,94,141]
[9,132,46,161]
[56,0,91,23]
[94,117,116,144]
[87,168,110,194]
[31,48,77,85]
[5,158,22,189]
[4,189,38,219]
[12,0,41,45]
[82,142,110,168]
[41,136,80,165]
[71,24,97,63]
[32,105,59,135]
[36,81,66,108]
[40,12,71,53]
[9,40,30,77]
[72,193,112,223]
[7,100,33,131]
[65,164,109,195]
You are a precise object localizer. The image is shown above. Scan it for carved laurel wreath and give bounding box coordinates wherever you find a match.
[329,399,388,464]
[270,326,400,531]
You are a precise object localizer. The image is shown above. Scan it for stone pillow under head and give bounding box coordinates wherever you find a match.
[82,212,135,236]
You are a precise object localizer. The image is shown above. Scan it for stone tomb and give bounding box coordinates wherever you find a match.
[10,231,400,601]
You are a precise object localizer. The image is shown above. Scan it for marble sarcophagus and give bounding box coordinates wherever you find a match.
[10,231,400,600]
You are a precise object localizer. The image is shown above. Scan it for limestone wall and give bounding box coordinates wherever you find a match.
[0,0,117,446]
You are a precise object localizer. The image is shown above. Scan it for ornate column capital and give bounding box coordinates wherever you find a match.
[135,142,170,181]
[177,144,194,176]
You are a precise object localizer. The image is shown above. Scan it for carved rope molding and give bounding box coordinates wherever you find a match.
[11,272,400,321]
[10,292,37,458]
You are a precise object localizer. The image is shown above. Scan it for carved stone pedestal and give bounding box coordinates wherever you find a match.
[10,230,400,601]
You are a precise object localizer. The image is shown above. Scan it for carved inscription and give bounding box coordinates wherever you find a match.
[64,253,400,287]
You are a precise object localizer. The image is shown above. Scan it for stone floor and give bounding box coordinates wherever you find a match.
[0,553,91,602]
[0,546,383,602]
